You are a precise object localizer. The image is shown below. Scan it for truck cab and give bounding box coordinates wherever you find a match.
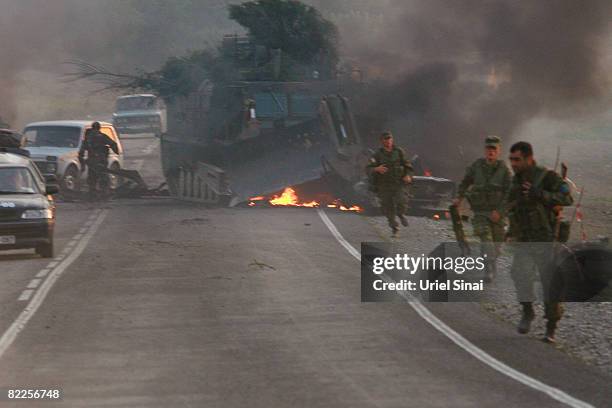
[113,94,166,137]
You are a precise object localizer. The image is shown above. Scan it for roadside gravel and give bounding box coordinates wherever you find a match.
[366,214,612,376]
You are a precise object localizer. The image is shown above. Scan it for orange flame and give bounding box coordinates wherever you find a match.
[270,187,319,208]
[249,187,362,212]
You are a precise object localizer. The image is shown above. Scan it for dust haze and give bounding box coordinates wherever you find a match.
[2,0,611,175]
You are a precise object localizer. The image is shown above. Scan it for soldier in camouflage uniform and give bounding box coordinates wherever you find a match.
[507,142,573,343]
[455,136,512,282]
[367,132,414,236]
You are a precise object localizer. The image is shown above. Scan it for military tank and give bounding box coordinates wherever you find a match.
[160,34,365,206]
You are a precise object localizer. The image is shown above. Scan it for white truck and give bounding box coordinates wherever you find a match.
[112,94,166,137]
[23,121,124,193]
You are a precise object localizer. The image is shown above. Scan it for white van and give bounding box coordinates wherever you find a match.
[23,121,124,192]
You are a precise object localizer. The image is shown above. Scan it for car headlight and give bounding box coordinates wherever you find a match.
[21,209,53,219]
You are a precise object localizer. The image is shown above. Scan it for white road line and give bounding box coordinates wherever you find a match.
[79,227,88,234]
[0,210,108,359]
[316,209,593,408]
[35,269,50,278]
[26,279,41,289]
[17,290,34,302]
[46,261,59,269]
[73,234,83,240]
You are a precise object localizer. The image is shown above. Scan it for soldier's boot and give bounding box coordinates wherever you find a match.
[543,320,558,344]
[399,214,409,227]
[387,216,400,237]
[517,302,535,334]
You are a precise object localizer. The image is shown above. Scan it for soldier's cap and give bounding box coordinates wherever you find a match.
[381,131,393,140]
[485,135,501,147]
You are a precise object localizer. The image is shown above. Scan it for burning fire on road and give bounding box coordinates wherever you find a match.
[248,187,362,212]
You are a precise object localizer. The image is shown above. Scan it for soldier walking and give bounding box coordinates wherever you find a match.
[454,136,512,282]
[506,141,573,343]
[78,122,119,200]
[367,131,413,237]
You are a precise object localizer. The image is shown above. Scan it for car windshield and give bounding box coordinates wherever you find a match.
[116,96,156,111]
[0,167,39,194]
[24,126,81,148]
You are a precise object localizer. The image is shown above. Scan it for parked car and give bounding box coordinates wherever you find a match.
[113,94,166,137]
[0,152,58,257]
[0,129,30,157]
[23,121,124,193]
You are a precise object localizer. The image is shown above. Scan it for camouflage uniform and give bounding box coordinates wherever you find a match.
[507,163,573,332]
[458,152,512,280]
[367,146,413,232]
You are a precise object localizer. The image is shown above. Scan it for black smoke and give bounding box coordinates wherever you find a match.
[339,0,612,175]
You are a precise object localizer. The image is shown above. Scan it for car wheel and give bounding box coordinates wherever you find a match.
[61,165,80,193]
[109,162,122,190]
[36,241,54,258]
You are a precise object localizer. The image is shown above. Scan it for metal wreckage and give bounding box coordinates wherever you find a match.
[156,35,455,212]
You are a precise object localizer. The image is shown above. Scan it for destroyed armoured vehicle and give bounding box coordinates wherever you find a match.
[160,35,364,205]
[160,35,453,210]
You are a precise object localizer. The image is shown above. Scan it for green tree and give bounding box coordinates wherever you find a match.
[229,0,338,65]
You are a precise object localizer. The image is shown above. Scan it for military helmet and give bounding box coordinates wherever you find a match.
[92,121,101,130]
[485,135,501,147]
[380,131,393,140]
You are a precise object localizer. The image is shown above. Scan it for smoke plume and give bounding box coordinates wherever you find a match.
[328,0,612,174]
[1,0,610,176]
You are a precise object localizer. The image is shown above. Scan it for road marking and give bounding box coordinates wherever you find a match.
[35,269,50,278]
[26,279,41,289]
[46,261,59,269]
[316,209,594,408]
[0,210,108,359]
[73,234,83,240]
[79,227,88,234]
[17,290,34,302]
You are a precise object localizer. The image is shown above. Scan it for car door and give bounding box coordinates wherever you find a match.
[100,126,124,169]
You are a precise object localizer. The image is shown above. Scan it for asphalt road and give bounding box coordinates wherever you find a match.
[0,134,609,407]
